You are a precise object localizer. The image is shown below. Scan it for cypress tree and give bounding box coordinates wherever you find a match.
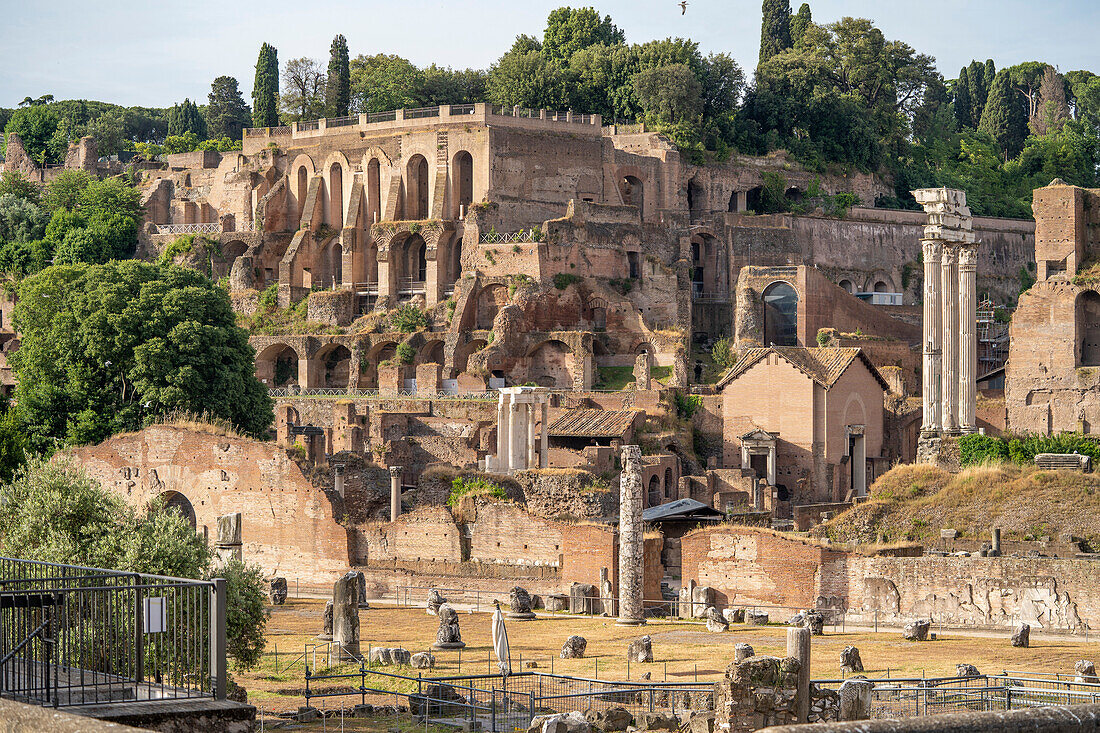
[983,59,997,96]
[954,67,973,129]
[252,43,280,128]
[967,60,988,121]
[759,0,792,65]
[206,76,251,140]
[789,3,812,46]
[979,70,1028,160]
[325,35,351,118]
[167,98,207,138]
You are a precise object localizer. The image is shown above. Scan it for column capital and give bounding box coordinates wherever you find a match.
[920,238,943,260]
[941,242,959,262]
[958,245,978,270]
[388,465,404,477]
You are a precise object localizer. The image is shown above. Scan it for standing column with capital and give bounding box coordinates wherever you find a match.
[389,466,403,520]
[495,393,507,471]
[616,445,645,626]
[526,402,536,468]
[921,239,943,435]
[957,245,979,433]
[540,400,549,468]
[940,244,960,434]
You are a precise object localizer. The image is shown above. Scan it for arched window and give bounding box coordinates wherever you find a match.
[328,163,343,227]
[687,178,705,215]
[296,167,309,227]
[452,151,473,218]
[1078,291,1100,366]
[619,175,644,214]
[406,155,429,220]
[367,158,381,224]
[874,280,888,293]
[763,281,799,346]
[838,279,854,294]
[648,475,661,507]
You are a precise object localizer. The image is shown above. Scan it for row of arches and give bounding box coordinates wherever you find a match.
[289,150,475,231]
[837,277,894,295]
[646,467,677,508]
[685,177,805,216]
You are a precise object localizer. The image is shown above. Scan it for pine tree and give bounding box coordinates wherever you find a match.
[325,35,351,118]
[167,98,207,139]
[979,70,1028,160]
[983,59,997,96]
[252,43,280,128]
[789,3,812,46]
[967,60,989,121]
[954,67,973,129]
[206,76,251,140]
[1030,66,1070,136]
[759,0,792,65]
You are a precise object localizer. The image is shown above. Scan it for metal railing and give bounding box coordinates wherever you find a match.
[691,289,731,303]
[397,278,427,294]
[154,223,220,235]
[479,229,542,244]
[405,106,441,120]
[0,556,225,708]
[366,110,397,124]
[327,115,358,128]
[450,104,476,115]
[267,387,498,400]
[298,120,320,132]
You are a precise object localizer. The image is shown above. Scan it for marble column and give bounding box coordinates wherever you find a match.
[940,244,960,434]
[507,400,520,471]
[616,445,645,626]
[540,400,549,468]
[389,465,403,520]
[958,245,978,433]
[496,393,507,470]
[921,239,943,436]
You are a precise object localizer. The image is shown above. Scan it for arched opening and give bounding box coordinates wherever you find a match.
[763,281,799,346]
[476,284,508,330]
[396,234,427,294]
[158,490,196,529]
[746,186,763,214]
[635,342,653,355]
[296,167,309,227]
[785,186,803,203]
[455,339,488,375]
[211,240,247,279]
[406,155,429,220]
[452,151,473,218]
[450,237,463,284]
[367,158,381,224]
[359,340,398,388]
[728,190,738,212]
[619,175,644,214]
[419,340,445,365]
[586,297,608,330]
[255,343,299,388]
[648,475,661,508]
[317,344,352,388]
[319,237,343,289]
[527,339,574,388]
[838,279,854,294]
[874,280,889,293]
[328,163,344,227]
[664,467,674,499]
[1078,291,1100,366]
[687,178,705,217]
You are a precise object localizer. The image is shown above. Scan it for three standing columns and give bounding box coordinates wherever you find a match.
[914,187,978,437]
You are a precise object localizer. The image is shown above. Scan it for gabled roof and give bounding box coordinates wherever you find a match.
[642,498,724,522]
[741,428,777,442]
[715,347,890,392]
[548,409,640,438]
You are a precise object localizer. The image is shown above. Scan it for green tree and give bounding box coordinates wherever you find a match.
[0,171,43,205]
[980,70,1029,160]
[350,54,425,112]
[167,98,207,139]
[281,58,326,121]
[205,76,251,140]
[417,65,489,105]
[542,7,624,62]
[54,227,108,265]
[0,194,49,243]
[789,2,812,46]
[0,401,27,482]
[488,49,576,110]
[954,66,974,129]
[759,0,792,65]
[252,43,280,128]
[220,560,269,672]
[12,261,273,450]
[3,106,60,164]
[633,64,702,125]
[1006,61,1048,121]
[1029,65,1070,136]
[325,34,351,117]
[967,60,990,121]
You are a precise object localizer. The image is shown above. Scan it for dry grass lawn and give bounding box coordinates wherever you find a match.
[241,601,1098,716]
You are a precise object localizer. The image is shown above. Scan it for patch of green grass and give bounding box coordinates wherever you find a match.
[595,366,634,391]
[650,365,673,384]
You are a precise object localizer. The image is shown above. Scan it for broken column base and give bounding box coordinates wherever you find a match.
[916,435,943,466]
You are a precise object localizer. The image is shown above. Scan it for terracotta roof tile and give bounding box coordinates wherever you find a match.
[548,409,640,438]
[715,347,888,391]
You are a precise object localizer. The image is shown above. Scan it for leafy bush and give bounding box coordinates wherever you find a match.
[957,433,1010,466]
[390,304,428,332]
[258,283,278,310]
[608,277,634,295]
[673,391,702,419]
[553,273,581,290]
[396,342,416,364]
[711,337,736,369]
[447,476,507,506]
[958,432,1100,467]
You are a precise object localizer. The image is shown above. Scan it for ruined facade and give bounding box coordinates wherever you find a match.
[1007,181,1100,434]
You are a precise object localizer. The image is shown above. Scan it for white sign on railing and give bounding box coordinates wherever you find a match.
[143,596,167,633]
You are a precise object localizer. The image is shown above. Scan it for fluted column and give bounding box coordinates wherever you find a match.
[495,393,507,470]
[921,239,943,436]
[941,244,960,434]
[540,400,549,468]
[526,402,536,469]
[958,245,978,433]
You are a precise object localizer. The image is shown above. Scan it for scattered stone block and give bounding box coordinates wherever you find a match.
[747,611,769,626]
[570,583,600,614]
[329,572,361,664]
[839,645,863,674]
[319,600,333,640]
[1012,622,1030,648]
[427,588,447,615]
[637,712,679,731]
[411,683,467,716]
[269,577,287,606]
[524,661,539,669]
[956,663,980,678]
[585,706,632,732]
[627,635,653,663]
[686,710,714,733]
[528,711,593,733]
[411,651,435,669]
[1076,660,1099,683]
[803,611,825,636]
[734,643,755,664]
[903,619,930,641]
[561,635,588,659]
[297,706,321,722]
[723,607,745,624]
[691,586,715,619]
[370,647,411,666]
[838,679,873,721]
[545,594,569,612]
[703,607,728,633]
[509,586,537,620]
[433,604,466,649]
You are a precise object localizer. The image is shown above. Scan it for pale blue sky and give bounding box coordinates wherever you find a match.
[1,0,1097,108]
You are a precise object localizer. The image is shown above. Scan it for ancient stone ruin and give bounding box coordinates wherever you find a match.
[839,646,863,674]
[627,636,653,663]
[509,586,537,620]
[269,577,287,605]
[433,604,465,649]
[561,635,587,659]
[617,445,645,626]
[426,588,447,615]
[329,571,361,664]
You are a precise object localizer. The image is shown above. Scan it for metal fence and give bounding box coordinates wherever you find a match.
[267,387,498,400]
[0,557,225,708]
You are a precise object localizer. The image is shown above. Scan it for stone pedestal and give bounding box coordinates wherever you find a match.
[329,572,360,664]
[616,445,645,626]
[432,604,466,649]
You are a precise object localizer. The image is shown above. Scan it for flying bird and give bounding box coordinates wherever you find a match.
[679,1,688,14]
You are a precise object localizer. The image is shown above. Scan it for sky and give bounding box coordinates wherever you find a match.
[1,0,1098,108]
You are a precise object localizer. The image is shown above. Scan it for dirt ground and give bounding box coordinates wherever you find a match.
[241,600,1100,719]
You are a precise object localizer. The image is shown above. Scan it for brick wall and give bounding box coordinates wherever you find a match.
[468,503,566,566]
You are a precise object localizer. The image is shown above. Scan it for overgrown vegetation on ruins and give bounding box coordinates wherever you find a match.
[956,432,1100,467]
[816,462,1100,548]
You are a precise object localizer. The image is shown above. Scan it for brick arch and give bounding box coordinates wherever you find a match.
[525,339,575,389]
[157,490,196,529]
[418,339,445,365]
[1076,290,1100,366]
[475,283,509,330]
[455,338,488,375]
[255,342,301,388]
[321,152,353,228]
[289,154,316,228]
[315,343,353,389]
[361,147,392,226]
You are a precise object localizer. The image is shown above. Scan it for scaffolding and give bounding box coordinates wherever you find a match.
[976,298,1010,379]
